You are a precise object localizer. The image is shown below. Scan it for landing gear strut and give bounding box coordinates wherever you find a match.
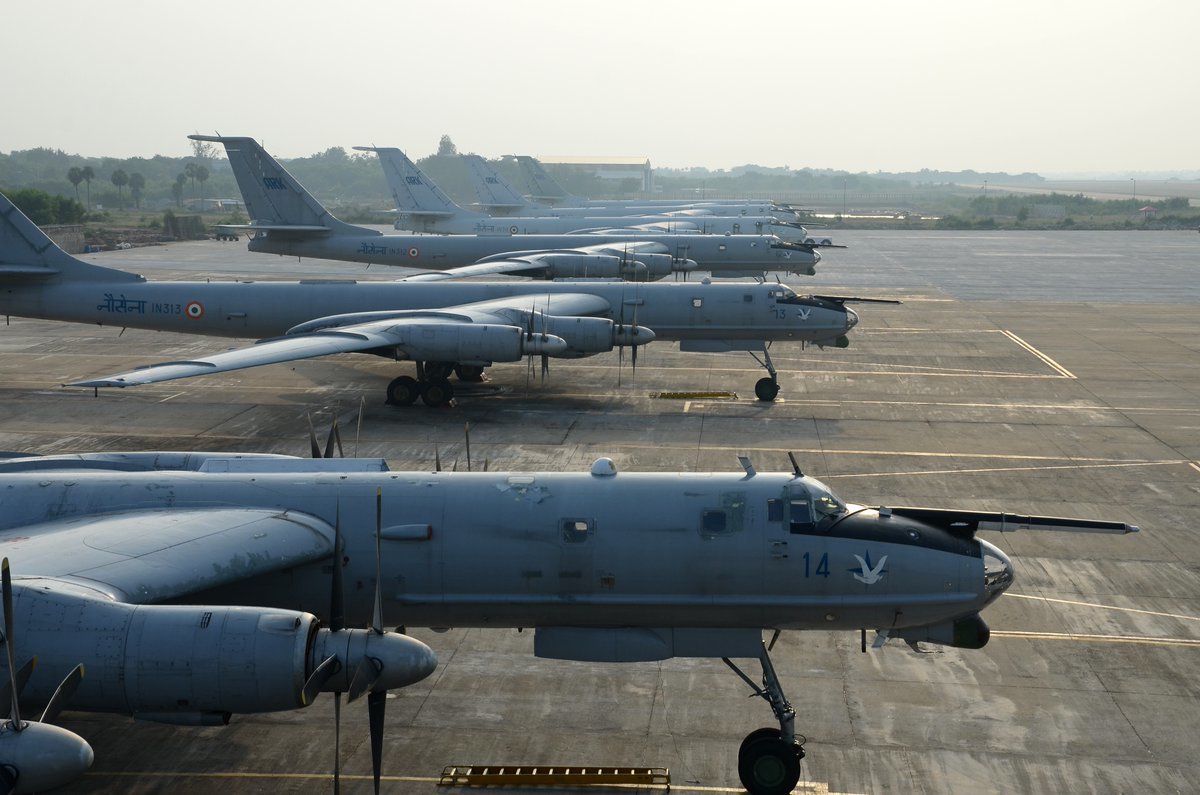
[724,639,805,795]
[749,345,781,402]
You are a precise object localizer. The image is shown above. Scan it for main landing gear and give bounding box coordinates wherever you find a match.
[385,361,486,408]
[749,345,781,402]
[724,638,805,795]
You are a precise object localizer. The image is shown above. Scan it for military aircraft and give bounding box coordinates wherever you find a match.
[363,145,812,242]
[0,190,864,403]
[0,450,1137,794]
[512,154,802,214]
[200,135,820,280]
[462,154,789,219]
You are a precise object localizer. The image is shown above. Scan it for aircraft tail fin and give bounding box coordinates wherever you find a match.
[191,135,364,237]
[461,154,530,213]
[0,192,140,283]
[355,146,467,219]
[512,155,583,206]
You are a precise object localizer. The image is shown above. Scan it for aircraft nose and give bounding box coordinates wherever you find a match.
[845,307,859,329]
[979,538,1014,605]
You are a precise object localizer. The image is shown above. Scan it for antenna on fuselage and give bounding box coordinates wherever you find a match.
[738,455,756,477]
[787,452,803,477]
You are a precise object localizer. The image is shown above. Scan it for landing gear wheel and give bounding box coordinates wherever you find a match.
[737,734,803,795]
[386,375,420,406]
[754,377,780,402]
[420,377,455,407]
[454,364,485,382]
[739,726,782,757]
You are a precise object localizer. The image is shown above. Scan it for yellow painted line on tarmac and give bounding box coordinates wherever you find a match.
[1189,462,1200,476]
[1000,330,1077,378]
[992,630,1200,648]
[1004,592,1200,623]
[86,771,857,793]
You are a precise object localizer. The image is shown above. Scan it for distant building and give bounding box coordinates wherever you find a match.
[184,198,244,212]
[537,156,653,193]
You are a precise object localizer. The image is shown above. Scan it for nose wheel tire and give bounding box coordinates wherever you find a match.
[386,375,420,406]
[737,733,803,795]
[754,377,780,402]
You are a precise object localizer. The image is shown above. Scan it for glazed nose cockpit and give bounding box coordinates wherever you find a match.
[979,539,1014,605]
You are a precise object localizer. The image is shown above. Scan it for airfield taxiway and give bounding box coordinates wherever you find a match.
[4,229,1199,793]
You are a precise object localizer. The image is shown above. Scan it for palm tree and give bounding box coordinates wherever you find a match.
[67,167,83,202]
[129,173,145,209]
[185,162,197,198]
[196,165,210,206]
[171,174,186,208]
[111,169,129,208]
[81,166,94,209]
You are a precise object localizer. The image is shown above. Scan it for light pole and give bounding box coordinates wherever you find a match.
[1130,177,1136,202]
[842,179,847,217]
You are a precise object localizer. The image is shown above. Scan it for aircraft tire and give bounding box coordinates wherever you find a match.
[737,734,802,795]
[754,377,780,402]
[739,727,782,757]
[421,378,455,407]
[454,365,485,382]
[386,375,420,406]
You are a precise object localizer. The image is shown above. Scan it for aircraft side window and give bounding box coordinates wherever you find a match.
[561,518,593,543]
[767,498,783,522]
[700,492,747,538]
[789,498,815,533]
[692,298,703,308]
[743,294,754,303]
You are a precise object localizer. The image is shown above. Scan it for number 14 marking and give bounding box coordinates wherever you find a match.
[802,551,830,578]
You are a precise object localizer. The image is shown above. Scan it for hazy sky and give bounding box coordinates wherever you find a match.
[5,0,1195,175]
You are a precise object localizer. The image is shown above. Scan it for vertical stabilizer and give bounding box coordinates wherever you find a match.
[190,135,363,235]
[512,156,583,206]
[461,154,536,213]
[355,147,469,218]
[0,192,140,282]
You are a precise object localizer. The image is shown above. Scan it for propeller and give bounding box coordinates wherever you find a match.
[0,558,93,794]
[307,410,344,459]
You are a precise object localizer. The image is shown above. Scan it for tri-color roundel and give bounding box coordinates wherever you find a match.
[185,301,204,319]
[408,247,420,258]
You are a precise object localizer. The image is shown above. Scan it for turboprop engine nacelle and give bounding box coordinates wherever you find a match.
[536,253,649,280]
[390,322,567,363]
[539,315,655,357]
[10,583,437,720]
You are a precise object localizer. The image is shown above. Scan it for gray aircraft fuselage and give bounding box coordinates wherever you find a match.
[0,274,849,344]
[1,463,1007,634]
[247,230,815,274]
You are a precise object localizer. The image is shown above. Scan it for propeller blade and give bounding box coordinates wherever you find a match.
[323,414,343,459]
[333,691,342,794]
[435,444,442,472]
[368,689,387,795]
[39,663,84,724]
[0,656,35,720]
[464,422,472,473]
[2,558,21,727]
[301,654,340,707]
[346,656,381,703]
[331,502,345,633]
[355,396,365,458]
[307,413,322,459]
[373,488,384,635]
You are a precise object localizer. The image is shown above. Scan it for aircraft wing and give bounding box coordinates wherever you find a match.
[397,258,572,281]
[3,508,334,604]
[66,293,611,388]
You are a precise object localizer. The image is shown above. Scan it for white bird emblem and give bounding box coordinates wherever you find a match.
[853,553,888,585]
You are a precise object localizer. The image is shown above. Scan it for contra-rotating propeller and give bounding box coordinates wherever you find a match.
[301,492,433,795]
[0,558,92,795]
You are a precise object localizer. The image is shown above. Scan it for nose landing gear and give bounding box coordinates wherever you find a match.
[724,637,805,795]
[750,345,781,402]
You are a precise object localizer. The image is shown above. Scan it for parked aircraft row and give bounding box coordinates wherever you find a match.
[462,153,789,219]
[0,450,1137,793]
[0,189,874,404]
[202,136,823,281]
[361,145,813,241]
